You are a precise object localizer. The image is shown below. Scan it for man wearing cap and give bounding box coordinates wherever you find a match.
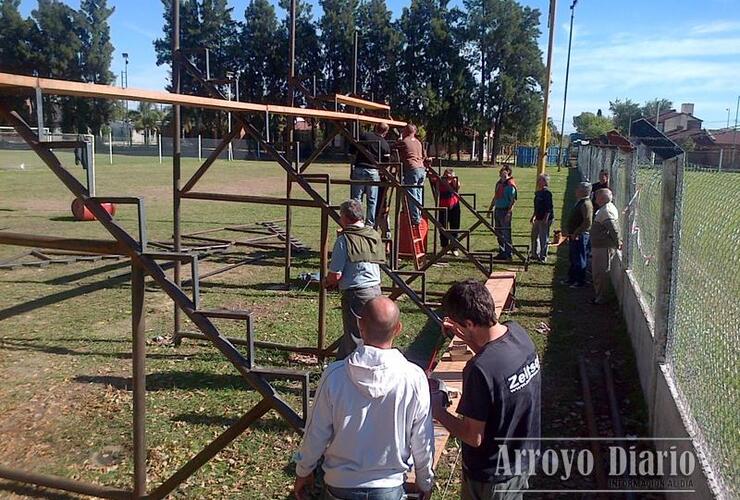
[326,199,385,359]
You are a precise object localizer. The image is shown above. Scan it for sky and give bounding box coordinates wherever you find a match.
[19,0,740,133]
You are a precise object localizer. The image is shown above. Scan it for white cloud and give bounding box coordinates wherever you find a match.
[546,23,740,132]
[691,21,740,35]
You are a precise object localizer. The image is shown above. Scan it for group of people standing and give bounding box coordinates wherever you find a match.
[349,123,464,252]
[297,135,623,499]
[561,169,622,305]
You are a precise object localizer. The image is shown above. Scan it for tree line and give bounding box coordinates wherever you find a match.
[0,0,115,134]
[572,98,674,139]
[0,0,547,160]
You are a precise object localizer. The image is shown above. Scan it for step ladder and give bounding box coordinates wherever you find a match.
[401,194,426,270]
[258,221,310,253]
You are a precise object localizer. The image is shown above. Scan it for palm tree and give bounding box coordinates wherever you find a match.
[129,102,164,145]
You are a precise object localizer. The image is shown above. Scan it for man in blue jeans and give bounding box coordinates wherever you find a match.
[564,182,593,287]
[395,124,426,226]
[350,123,391,227]
[491,166,517,260]
[293,297,434,500]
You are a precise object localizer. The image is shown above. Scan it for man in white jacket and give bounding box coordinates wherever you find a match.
[293,297,434,500]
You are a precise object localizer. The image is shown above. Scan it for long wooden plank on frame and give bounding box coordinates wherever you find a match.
[334,94,391,111]
[0,72,406,127]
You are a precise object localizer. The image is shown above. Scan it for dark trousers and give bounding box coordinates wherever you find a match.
[568,233,590,285]
[439,203,461,247]
[494,208,513,258]
[461,472,530,500]
[337,285,382,360]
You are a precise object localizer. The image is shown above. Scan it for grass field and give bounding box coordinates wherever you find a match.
[0,150,650,498]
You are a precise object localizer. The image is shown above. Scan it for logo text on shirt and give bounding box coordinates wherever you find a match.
[508,355,540,393]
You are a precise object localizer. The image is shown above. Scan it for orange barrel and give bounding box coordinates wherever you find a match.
[71,198,117,221]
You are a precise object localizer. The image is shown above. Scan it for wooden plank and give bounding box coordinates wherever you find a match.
[485,272,516,318]
[334,94,391,111]
[181,191,322,208]
[0,72,406,127]
[0,231,129,256]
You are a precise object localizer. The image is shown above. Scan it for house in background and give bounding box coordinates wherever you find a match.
[645,103,739,169]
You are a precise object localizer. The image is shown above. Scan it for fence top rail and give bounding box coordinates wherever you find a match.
[0,72,407,128]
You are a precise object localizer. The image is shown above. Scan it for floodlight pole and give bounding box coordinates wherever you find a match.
[172,0,183,340]
[537,0,557,175]
[284,0,297,286]
[732,95,739,167]
[557,0,577,171]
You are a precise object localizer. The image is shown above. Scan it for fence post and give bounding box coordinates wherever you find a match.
[622,150,637,270]
[652,153,685,365]
[158,134,163,164]
[718,149,723,171]
[198,134,202,162]
[108,130,113,165]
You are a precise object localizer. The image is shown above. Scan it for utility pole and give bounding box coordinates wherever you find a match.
[732,95,739,167]
[727,107,731,129]
[172,0,183,340]
[537,0,557,175]
[557,0,578,171]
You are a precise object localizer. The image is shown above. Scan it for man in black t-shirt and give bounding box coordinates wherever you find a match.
[432,280,541,500]
[349,123,391,227]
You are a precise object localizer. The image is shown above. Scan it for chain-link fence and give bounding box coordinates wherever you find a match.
[669,163,740,496]
[577,144,738,498]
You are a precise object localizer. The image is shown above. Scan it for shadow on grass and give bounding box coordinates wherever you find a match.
[0,272,132,321]
[403,312,443,371]
[0,481,77,500]
[73,370,306,396]
[48,216,77,222]
[0,339,217,362]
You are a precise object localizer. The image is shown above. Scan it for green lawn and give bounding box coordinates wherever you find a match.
[0,150,649,498]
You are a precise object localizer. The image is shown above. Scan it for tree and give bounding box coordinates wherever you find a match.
[0,0,34,75]
[465,0,545,160]
[573,111,613,138]
[319,0,358,94]
[641,98,673,121]
[76,0,116,134]
[0,0,35,124]
[609,98,641,136]
[278,0,322,102]
[154,0,239,136]
[129,102,164,144]
[356,0,401,103]
[29,0,86,130]
[240,0,282,103]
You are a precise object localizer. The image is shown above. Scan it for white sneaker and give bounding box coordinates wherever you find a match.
[452,250,460,256]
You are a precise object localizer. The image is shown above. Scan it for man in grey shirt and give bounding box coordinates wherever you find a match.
[327,199,384,359]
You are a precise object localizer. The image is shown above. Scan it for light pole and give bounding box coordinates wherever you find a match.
[122,52,130,145]
[727,107,731,129]
[557,0,578,171]
[537,0,557,175]
[732,95,739,167]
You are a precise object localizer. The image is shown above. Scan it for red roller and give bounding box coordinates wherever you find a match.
[71,198,116,221]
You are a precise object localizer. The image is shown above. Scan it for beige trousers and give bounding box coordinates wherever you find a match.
[592,247,615,302]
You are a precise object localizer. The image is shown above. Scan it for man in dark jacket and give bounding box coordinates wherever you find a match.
[564,182,593,287]
[326,199,386,359]
[350,123,391,227]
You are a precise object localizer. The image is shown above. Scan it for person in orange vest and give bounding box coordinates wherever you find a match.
[491,166,517,260]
